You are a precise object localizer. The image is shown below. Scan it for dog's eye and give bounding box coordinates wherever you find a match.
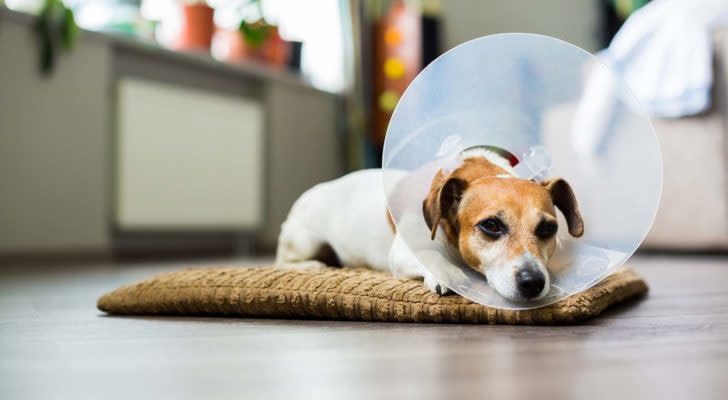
[477,218,506,239]
[535,221,558,239]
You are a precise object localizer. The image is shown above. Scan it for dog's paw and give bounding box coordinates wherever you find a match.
[424,273,452,295]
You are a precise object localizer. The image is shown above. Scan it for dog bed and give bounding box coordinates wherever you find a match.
[97,266,647,324]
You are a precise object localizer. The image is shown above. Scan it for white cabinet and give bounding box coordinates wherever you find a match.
[115,78,263,230]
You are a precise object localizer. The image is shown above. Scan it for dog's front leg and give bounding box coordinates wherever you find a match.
[388,232,451,295]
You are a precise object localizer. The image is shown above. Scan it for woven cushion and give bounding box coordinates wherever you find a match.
[97,266,647,325]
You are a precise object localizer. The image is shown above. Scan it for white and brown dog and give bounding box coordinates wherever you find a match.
[275,148,584,301]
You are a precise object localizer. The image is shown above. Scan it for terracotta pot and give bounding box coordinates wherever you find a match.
[260,26,291,68]
[212,28,252,62]
[176,3,215,51]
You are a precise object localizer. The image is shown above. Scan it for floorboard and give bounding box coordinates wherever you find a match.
[1,254,727,400]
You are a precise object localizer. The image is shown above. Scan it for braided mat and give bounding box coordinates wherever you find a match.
[97,266,647,325]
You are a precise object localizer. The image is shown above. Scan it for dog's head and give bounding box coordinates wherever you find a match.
[423,165,584,301]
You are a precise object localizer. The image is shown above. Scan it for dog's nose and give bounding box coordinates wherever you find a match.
[515,268,546,299]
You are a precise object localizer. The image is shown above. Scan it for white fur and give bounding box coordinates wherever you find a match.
[276,169,393,270]
[484,252,551,301]
[275,168,449,294]
[275,150,543,298]
[460,148,516,175]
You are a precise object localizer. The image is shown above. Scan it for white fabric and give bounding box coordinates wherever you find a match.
[602,0,728,118]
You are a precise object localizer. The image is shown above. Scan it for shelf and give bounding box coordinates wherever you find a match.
[0,7,340,96]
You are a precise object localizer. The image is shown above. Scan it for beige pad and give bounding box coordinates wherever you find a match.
[98,266,647,325]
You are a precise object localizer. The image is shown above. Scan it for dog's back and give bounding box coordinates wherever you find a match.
[275,169,394,270]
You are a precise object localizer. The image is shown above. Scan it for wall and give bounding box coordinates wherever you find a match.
[0,11,343,255]
[0,16,112,252]
[440,0,602,53]
[260,82,342,246]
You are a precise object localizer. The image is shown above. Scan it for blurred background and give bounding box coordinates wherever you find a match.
[1,0,726,264]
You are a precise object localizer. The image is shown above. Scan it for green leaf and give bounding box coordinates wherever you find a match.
[34,4,55,74]
[36,17,55,74]
[239,19,270,48]
[61,6,78,50]
[34,0,78,75]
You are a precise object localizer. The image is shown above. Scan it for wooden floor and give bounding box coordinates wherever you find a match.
[1,254,727,400]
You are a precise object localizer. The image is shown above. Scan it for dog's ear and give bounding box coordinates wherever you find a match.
[542,178,584,237]
[423,171,468,240]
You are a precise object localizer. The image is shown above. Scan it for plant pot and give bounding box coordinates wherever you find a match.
[260,26,290,68]
[212,28,252,62]
[176,3,215,51]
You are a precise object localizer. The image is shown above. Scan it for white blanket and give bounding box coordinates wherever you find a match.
[602,0,728,118]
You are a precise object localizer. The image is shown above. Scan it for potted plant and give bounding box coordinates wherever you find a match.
[211,0,290,68]
[174,0,215,51]
[34,0,78,74]
[257,23,290,68]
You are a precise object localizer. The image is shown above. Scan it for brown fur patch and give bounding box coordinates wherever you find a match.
[457,178,558,269]
[542,179,584,237]
[423,158,510,244]
[423,156,582,275]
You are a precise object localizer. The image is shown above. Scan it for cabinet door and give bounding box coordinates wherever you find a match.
[115,77,263,230]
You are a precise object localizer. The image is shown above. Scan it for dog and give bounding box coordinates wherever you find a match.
[275,147,584,301]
